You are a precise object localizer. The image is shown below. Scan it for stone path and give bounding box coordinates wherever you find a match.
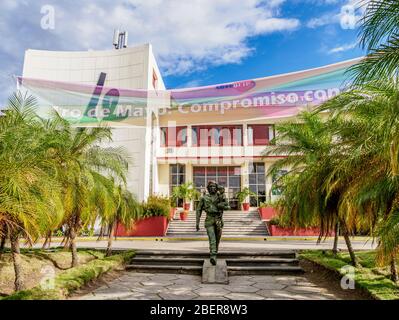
[76,272,341,300]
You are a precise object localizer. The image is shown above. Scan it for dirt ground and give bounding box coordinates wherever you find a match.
[299,259,372,300]
[0,250,98,296]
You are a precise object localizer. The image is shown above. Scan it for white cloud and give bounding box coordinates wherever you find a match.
[0,0,301,92]
[179,79,203,89]
[307,13,338,28]
[306,0,369,29]
[328,41,358,54]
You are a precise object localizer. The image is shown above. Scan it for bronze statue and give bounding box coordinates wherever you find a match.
[196,181,230,265]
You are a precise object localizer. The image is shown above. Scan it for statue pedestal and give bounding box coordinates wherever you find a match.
[202,259,229,284]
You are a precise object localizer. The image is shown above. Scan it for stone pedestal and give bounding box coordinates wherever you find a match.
[202,259,229,284]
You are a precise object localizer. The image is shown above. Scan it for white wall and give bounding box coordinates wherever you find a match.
[23,44,166,202]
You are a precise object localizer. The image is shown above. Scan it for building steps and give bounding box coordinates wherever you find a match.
[167,210,269,237]
[126,250,303,275]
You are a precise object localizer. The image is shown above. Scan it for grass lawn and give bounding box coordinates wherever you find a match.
[0,248,134,300]
[300,250,399,300]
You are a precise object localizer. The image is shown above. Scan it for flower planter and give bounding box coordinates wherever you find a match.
[268,224,334,236]
[115,216,169,237]
[180,210,189,221]
[183,203,191,210]
[169,207,176,220]
[258,207,277,220]
[242,203,250,211]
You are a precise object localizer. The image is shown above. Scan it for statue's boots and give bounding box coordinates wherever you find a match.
[210,255,217,265]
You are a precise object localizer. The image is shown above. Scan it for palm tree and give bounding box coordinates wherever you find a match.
[349,0,399,84]
[263,112,359,266]
[44,115,129,267]
[96,181,142,256]
[316,77,399,280]
[0,93,64,290]
[376,212,399,283]
[0,224,6,258]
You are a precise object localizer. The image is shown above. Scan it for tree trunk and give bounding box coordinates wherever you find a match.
[106,224,115,257]
[341,222,359,267]
[332,222,339,255]
[42,231,51,249]
[390,254,398,283]
[10,234,24,291]
[0,235,6,258]
[70,226,78,267]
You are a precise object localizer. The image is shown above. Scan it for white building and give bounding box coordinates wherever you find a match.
[22,43,359,209]
[23,44,165,201]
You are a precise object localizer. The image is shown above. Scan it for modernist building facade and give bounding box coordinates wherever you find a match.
[21,44,359,209]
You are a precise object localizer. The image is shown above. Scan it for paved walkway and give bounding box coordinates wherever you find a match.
[75,272,342,300]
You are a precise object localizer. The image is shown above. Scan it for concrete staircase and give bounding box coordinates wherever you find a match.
[126,250,303,275]
[166,210,269,237]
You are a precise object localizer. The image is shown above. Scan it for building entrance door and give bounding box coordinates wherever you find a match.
[193,166,241,210]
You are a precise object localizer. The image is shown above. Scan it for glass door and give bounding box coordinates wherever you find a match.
[193,166,241,210]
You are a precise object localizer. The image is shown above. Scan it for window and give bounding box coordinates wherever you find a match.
[248,125,274,146]
[248,162,266,207]
[170,164,186,207]
[160,126,187,147]
[192,125,243,146]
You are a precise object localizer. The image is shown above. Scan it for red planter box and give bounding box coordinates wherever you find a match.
[268,224,334,236]
[258,207,277,220]
[183,203,191,210]
[242,203,250,211]
[115,216,169,237]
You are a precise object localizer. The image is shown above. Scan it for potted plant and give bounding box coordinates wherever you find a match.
[180,209,189,221]
[236,187,256,211]
[258,200,277,220]
[115,195,171,237]
[172,182,196,211]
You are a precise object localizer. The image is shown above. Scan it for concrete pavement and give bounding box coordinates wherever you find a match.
[74,273,345,300]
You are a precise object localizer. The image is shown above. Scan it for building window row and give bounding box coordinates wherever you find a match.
[160,124,275,147]
[192,125,243,147]
[168,163,285,210]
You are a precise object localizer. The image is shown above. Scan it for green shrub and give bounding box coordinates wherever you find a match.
[171,182,197,202]
[259,200,277,208]
[142,195,171,219]
[235,187,256,204]
[268,216,282,226]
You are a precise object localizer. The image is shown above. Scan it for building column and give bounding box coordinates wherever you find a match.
[241,161,249,189]
[185,163,194,209]
[243,123,248,147]
[187,125,192,147]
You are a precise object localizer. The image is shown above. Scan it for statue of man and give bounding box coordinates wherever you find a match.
[196,181,230,265]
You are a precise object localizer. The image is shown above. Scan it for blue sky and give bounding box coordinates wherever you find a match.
[0,0,366,103]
